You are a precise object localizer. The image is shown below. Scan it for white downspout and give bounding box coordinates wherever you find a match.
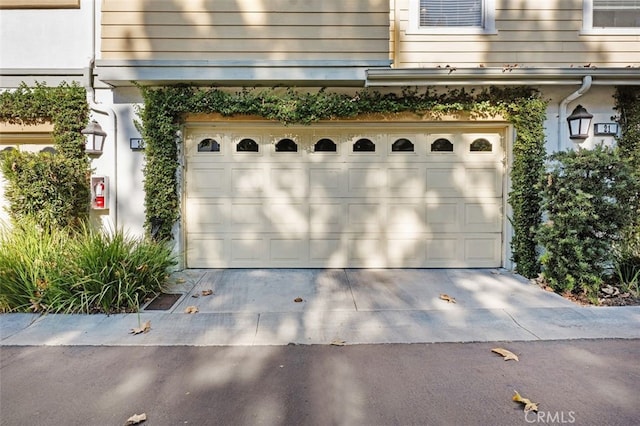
[558,75,592,151]
[85,0,118,228]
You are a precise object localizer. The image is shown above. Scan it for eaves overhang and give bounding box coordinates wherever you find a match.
[95,60,393,87]
[366,67,640,87]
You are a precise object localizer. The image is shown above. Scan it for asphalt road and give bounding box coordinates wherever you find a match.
[1,340,638,426]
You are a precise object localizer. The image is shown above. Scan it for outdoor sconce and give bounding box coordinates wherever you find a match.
[566,105,593,141]
[81,120,107,155]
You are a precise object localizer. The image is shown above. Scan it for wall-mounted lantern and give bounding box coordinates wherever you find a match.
[81,120,107,155]
[566,105,593,141]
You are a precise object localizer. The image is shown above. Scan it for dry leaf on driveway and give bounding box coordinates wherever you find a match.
[513,390,539,412]
[129,321,151,335]
[184,306,199,314]
[439,294,456,303]
[330,339,346,346]
[124,412,146,425]
[201,289,214,296]
[491,347,519,361]
[293,297,303,303]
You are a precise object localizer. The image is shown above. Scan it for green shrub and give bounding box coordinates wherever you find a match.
[537,145,640,300]
[0,149,90,230]
[0,219,176,314]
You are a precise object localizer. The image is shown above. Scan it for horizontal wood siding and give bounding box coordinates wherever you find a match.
[392,0,640,68]
[101,0,390,62]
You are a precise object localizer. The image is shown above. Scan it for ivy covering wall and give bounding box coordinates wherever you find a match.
[0,83,90,229]
[138,86,547,277]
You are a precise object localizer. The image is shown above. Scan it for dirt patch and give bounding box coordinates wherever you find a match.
[534,278,640,307]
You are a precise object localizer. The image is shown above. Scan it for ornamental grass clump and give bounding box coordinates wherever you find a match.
[0,218,176,314]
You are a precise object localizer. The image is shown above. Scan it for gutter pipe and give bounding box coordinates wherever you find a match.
[85,0,118,228]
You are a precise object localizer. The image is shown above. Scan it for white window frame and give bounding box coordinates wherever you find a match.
[407,0,497,35]
[582,0,640,35]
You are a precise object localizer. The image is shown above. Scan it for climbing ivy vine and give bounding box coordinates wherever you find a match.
[138,86,547,277]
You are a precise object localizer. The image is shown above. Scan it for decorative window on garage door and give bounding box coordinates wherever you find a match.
[353,138,375,152]
[198,138,220,152]
[275,138,298,152]
[236,138,259,152]
[314,138,337,152]
[392,138,415,152]
[470,138,492,152]
[431,138,454,152]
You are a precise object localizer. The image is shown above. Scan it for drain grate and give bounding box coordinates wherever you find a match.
[144,293,182,311]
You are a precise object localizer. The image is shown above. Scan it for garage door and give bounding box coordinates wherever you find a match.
[184,124,505,268]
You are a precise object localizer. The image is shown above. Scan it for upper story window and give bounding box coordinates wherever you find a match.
[583,0,640,34]
[408,0,496,35]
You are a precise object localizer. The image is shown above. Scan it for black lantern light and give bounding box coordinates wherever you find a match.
[81,120,107,155]
[566,105,593,141]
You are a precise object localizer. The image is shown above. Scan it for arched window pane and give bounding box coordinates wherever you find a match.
[40,147,57,154]
[431,138,453,152]
[198,138,220,152]
[392,138,414,152]
[236,138,259,152]
[275,138,297,152]
[353,138,375,152]
[470,138,492,152]
[314,138,337,152]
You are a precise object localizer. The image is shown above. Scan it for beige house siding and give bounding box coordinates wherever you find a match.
[101,0,390,61]
[391,0,640,68]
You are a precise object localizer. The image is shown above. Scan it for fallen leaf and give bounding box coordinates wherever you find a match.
[129,321,151,335]
[293,297,303,303]
[201,289,213,296]
[191,294,199,298]
[513,390,539,412]
[439,294,456,303]
[491,347,519,361]
[175,278,186,284]
[124,412,147,425]
[184,306,199,314]
[330,339,346,346]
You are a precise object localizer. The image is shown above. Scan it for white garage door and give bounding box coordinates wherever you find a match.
[184,124,505,268]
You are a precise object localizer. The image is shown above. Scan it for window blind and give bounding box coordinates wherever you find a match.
[419,0,483,27]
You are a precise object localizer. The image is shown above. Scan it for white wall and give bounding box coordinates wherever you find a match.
[0,0,93,69]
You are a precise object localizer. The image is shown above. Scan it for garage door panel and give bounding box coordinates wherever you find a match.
[426,202,460,232]
[387,237,426,267]
[310,202,345,234]
[466,167,503,197]
[231,237,266,262]
[270,167,307,199]
[349,237,386,267]
[464,235,501,264]
[310,167,345,198]
[187,167,228,196]
[426,236,460,265]
[347,167,386,196]
[187,236,228,268]
[231,167,266,197]
[388,167,424,197]
[347,202,385,232]
[266,202,308,235]
[231,202,265,229]
[309,237,346,266]
[186,200,229,232]
[387,203,426,234]
[464,201,502,232]
[270,238,306,262]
